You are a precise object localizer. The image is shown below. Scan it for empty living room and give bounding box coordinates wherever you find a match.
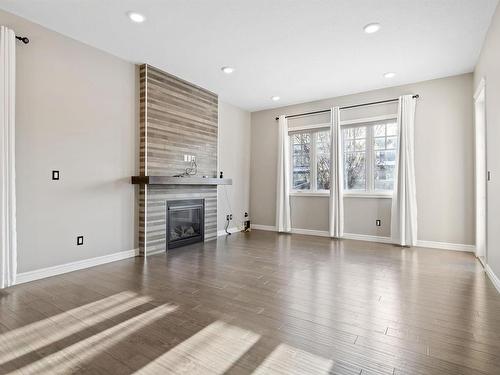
[2,0,500,374]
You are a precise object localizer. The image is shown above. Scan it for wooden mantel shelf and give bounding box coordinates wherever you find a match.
[131,176,232,186]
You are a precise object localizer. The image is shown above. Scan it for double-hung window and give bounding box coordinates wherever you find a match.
[290,128,331,194]
[342,119,398,196]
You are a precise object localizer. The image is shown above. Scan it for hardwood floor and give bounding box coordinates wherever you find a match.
[1,230,500,374]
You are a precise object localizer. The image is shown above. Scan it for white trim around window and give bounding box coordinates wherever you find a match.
[287,115,398,198]
[289,127,331,195]
[343,192,392,199]
[341,117,398,196]
[290,191,329,197]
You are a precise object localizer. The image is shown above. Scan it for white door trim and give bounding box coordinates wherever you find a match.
[474,77,487,259]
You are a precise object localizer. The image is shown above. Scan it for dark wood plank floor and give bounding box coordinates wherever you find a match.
[1,230,500,374]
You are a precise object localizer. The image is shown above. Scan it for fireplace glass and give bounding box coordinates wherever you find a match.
[166,199,204,249]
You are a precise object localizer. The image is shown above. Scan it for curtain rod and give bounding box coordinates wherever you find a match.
[15,36,29,44]
[274,94,419,121]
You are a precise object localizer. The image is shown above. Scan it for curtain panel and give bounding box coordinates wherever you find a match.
[329,107,344,238]
[276,115,291,232]
[391,95,418,246]
[0,25,17,288]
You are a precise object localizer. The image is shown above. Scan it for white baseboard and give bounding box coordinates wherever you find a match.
[217,227,241,236]
[416,240,475,253]
[250,223,475,252]
[251,224,391,243]
[485,264,500,293]
[343,233,393,244]
[16,249,138,285]
[250,225,330,237]
[291,228,330,237]
[250,224,276,231]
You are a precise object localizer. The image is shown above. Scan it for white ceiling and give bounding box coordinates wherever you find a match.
[0,0,498,111]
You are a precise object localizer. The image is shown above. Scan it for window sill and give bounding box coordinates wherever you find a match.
[343,193,392,199]
[289,192,393,199]
[290,191,329,197]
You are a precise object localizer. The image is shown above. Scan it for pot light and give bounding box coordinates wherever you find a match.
[363,23,381,34]
[271,96,280,101]
[127,12,146,23]
[221,66,235,74]
[383,72,396,79]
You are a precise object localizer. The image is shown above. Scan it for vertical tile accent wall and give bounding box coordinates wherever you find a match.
[139,64,218,255]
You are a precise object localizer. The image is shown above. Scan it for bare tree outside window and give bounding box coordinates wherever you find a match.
[342,121,397,193]
[316,131,330,190]
[291,133,311,190]
[290,120,397,194]
[290,129,330,192]
[343,126,367,190]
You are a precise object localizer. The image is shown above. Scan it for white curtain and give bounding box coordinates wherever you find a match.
[329,107,344,238]
[391,95,417,246]
[0,26,17,288]
[276,115,291,232]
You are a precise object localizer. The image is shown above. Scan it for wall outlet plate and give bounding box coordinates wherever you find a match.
[52,170,60,180]
[376,219,381,227]
[77,236,84,245]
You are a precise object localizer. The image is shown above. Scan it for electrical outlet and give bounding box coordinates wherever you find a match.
[376,219,381,227]
[229,214,233,220]
[77,236,84,245]
[52,170,60,180]
[226,214,230,221]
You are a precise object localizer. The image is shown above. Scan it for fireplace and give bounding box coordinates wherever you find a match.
[166,199,205,249]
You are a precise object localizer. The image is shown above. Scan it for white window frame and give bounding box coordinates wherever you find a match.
[341,115,397,199]
[289,125,330,197]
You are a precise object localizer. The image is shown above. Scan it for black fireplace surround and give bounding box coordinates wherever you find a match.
[166,199,205,249]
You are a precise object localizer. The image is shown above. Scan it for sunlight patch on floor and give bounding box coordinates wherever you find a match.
[0,291,151,365]
[134,320,260,374]
[6,302,177,374]
[252,343,333,375]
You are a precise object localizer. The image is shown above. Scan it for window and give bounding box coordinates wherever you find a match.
[342,120,398,195]
[290,129,330,193]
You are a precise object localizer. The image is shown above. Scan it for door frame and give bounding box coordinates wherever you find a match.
[474,78,487,260]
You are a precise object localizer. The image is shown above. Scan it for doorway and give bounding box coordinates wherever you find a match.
[474,78,487,261]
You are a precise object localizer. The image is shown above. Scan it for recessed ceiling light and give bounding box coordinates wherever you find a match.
[271,96,280,101]
[363,23,381,34]
[383,72,396,79]
[221,66,235,74]
[127,12,146,23]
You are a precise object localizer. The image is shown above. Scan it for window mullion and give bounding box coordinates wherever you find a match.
[367,126,374,193]
[289,136,294,191]
[311,132,317,192]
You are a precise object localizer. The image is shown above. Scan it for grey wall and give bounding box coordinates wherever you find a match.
[250,73,474,245]
[218,102,251,232]
[0,10,137,272]
[474,2,500,276]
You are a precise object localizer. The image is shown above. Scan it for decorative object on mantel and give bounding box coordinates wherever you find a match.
[131,176,232,186]
[173,157,197,177]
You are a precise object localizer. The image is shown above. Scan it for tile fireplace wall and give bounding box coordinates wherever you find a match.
[139,64,218,255]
